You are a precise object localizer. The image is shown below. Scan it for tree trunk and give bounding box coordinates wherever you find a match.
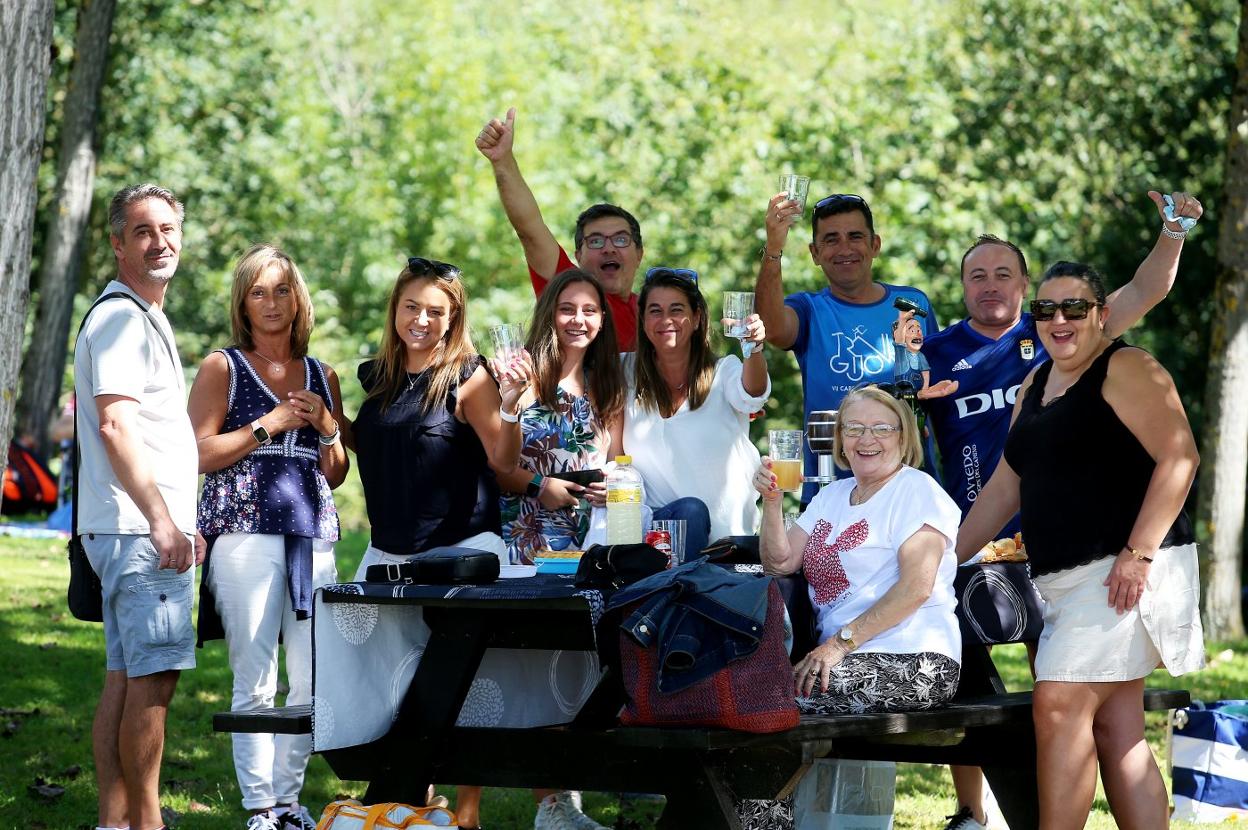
[0,1,56,507]
[16,0,117,460]
[1196,1,1248,642]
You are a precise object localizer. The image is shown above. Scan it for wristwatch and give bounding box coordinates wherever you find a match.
[250,420,272,447]
[838,626,857,651]
[525,473,545,499]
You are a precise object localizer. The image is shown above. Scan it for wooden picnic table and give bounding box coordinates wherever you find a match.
[216,569,1188,829]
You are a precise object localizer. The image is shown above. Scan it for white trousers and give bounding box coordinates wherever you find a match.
[208,533,337,810]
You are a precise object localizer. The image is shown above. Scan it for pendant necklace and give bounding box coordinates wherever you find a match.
[253,350,291,377]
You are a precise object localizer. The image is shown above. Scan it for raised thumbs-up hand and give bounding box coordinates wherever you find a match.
[1147,189,1202,234]
[476,106,517,163]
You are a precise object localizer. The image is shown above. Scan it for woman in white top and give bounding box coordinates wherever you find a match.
[754,384,963,714]
[614,268,770,551]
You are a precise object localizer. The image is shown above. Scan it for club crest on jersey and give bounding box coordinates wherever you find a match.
[1019,338,1035,360]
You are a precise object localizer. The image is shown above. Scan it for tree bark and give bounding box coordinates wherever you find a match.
[1196,1,1248,642]
[0,0,56,506]
[16,0,116,459]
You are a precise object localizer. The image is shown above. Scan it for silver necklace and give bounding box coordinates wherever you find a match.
[253,349,291,376]
[851,466,903,506]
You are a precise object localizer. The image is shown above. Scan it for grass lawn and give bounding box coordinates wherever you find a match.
[1,532,1243,829]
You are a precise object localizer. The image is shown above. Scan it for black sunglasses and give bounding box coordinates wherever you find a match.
[644,267,699,285]
[407,257,461,282]
[813,193,868,214]
[875,381,916,401]
[1030,298,1102,321]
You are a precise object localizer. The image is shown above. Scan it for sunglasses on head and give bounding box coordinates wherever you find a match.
[873,381,916,401]
[814,193,868,214]
[407,257,461,282]
[1030,298,1102,321]
[644,267,699,285]
[583,232,635,250]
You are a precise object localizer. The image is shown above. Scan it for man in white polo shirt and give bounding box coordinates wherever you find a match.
[74,183,202,830]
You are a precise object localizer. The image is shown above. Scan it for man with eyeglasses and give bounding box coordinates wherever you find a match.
[756,191,939,505]
[477,107,643,350]
[918,189,1201,830]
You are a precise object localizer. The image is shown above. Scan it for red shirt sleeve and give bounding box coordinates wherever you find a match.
[527,246,577,296]
[529,245,639,351]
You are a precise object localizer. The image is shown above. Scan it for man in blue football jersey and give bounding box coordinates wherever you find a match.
[923,189,1203,830]
[755,191,939,504]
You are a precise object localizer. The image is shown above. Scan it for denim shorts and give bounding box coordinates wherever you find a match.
[82,533,196,677]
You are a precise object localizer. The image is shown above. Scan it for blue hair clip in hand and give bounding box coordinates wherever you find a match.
[1163,194,1198,232]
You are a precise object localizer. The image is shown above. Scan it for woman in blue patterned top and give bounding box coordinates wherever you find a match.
[497,268,626,564]
[189,244,348,830]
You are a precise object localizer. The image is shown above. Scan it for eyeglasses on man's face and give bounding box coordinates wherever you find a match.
[583,232,635,250]
[842,422,902,439]
[408,257,461,282]
[644,267,699,285]
[1030,298,1102,321]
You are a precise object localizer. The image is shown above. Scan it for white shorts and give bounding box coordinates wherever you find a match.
[1033,543,1205,683]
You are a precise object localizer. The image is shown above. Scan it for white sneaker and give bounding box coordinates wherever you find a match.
[534,792,609,830]
[245,812,280,830]
[943,806,988,830]
[276,803,318,830]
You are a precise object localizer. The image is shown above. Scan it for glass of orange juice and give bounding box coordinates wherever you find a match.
[769,429,804,493]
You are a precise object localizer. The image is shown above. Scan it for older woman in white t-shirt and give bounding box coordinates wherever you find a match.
[753,384,963,714]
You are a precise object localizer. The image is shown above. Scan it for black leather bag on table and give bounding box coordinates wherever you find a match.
[573,543,668,591]
[364,546,500,585]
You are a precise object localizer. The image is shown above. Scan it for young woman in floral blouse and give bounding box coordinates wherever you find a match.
[497,268,625,564]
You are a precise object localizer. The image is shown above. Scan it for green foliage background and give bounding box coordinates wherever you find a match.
[29,0,1238,530]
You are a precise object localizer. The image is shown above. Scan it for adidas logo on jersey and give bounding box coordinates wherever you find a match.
[951,359,972,372]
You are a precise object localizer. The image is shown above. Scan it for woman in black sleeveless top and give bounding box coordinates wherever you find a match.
[346,257,530,576]
[957,262,1203,828]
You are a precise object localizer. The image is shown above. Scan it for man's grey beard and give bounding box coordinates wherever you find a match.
[142,265,176,284]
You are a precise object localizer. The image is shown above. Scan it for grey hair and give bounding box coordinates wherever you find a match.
[108,184,185,238]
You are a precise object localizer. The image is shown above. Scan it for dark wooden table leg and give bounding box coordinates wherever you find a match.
[363,613,490,804]
[657,759,742,830]
[982,734,1039,830]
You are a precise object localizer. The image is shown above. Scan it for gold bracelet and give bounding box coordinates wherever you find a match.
[1128,546,1153,563]
[759,246,782,261]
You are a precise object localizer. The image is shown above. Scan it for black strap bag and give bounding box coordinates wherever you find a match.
[364,546,501,585]
[573,543,668,591]
[67,292,178,623]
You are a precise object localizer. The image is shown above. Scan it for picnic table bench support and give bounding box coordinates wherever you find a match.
[362,617,491,805]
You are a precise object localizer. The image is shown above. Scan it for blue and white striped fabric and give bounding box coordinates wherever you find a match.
[1171,700,1248,822]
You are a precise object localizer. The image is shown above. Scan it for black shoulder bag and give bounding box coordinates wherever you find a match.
[67,292,175,622]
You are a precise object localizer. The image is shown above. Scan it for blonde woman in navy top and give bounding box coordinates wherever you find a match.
[189,244,348,830]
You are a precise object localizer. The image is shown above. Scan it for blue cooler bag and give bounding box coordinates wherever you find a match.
[1171,700,1248,821]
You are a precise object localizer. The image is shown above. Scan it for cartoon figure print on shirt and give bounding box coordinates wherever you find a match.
[803,518,869,605]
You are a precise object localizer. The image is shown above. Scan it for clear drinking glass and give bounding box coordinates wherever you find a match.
[649,519,686,567]
[769,429,805,493]
[489,323,525,364]
[722,291,755,339]
[779,174,811,223]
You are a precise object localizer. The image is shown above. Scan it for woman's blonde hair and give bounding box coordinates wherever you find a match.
[633,270,715,417]
[525,268,625,424]
[832,384,924,470]
[229,243,314,356]
[366,261,476,414]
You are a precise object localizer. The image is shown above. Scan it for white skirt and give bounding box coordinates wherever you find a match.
[1032,543,1205,683]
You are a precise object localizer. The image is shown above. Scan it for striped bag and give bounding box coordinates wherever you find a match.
[316,800,456,829]
[1170,700,1248,822]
